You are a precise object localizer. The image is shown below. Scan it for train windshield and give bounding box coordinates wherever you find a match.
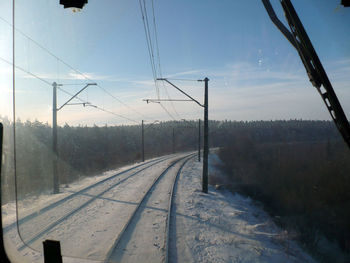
[1,0,350,262]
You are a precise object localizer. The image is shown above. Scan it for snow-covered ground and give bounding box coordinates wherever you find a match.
[2,153,316,262]
[171,154,316,263]
[2,155,165,230]
[2,154,177,263]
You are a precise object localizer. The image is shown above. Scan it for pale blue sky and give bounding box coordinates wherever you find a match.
[0,0,349,125]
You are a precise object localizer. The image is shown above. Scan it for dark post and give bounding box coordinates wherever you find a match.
[43,240,62,263]
[202,78,209,193]
[52,82,59,194]
[142,120,145,162]
[172,127,175,154]
[198,119,201,162]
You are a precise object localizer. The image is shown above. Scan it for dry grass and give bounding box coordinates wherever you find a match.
[219,132,350,261]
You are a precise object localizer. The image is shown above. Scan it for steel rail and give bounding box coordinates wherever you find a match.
[17,155,175,251]
[5,156,168,234]
[104,153,196,262]
[164,155,195,263]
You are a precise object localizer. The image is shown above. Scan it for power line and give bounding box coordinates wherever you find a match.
[0,56,142,124]
[55,86,141,124]
[1,56,87,104]
[150,0,181,119]
[139,0,158,91]
[1,15,170,123]
[88,104,141,124]
[96,84,151,120]
[160,103,175,120]
[149,0,161,99]
[57,87,140,124]
[1,11,176,122]
[138,0,177,120]
[163,84,181,118]
[0,15,151,122]
[139,0,167,119]
[0,56,52,86]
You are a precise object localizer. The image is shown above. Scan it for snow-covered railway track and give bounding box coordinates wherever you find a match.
[164,154,193,263]
[104,154,195,263]
[14,155,172,251]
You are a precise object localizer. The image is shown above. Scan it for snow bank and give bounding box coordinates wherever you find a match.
[172,155,316,263]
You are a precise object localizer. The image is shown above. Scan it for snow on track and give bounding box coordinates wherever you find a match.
[2,154,185,262]
[106,156,193,263]
[2,153,316,262]
[17,156,175,254]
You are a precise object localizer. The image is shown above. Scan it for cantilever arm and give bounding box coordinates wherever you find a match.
[157,78,204,107]
[57,83,97,111]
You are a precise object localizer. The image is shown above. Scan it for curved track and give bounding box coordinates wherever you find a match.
[105,154,195,263]
[164,154,192,263]
[12,155,174,251]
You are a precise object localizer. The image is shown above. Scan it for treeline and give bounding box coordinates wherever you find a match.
[1,117,203,202]
[217,120,350,262]
[1,118,343,203]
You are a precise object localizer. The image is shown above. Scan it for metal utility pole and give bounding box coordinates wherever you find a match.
[52,82,59,194]
[142,120,145,162]
[202,77,209,193]
[198,119,201,162]
[172,127,175,154]
[52,82,96,194]
[153,77,209,193]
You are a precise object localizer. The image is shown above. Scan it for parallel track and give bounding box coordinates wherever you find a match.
[7,156,168,233]
[104,154,195,263]
[14,155,175,251]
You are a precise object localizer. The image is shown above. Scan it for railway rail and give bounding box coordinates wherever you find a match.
[164,155,193,263]
[8,155,173,251]
[105,153,195,263]
[4,152,196,262]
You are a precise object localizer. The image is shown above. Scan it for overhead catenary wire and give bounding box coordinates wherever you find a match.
[56,86,141,124]
[139,0,177,120]
[159,103,176,120]
[0,56,52,86]
[140,0,165,114]
[2,12,180,123]
[1,55,87,103]
[58,87,140,124]
[139,0,158,92]
[138,0,178,120]
[150,0,181,119]
[1,55,142,125]
[87,104,141,124]
[0,16,152,122]
[96,84,152,120]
